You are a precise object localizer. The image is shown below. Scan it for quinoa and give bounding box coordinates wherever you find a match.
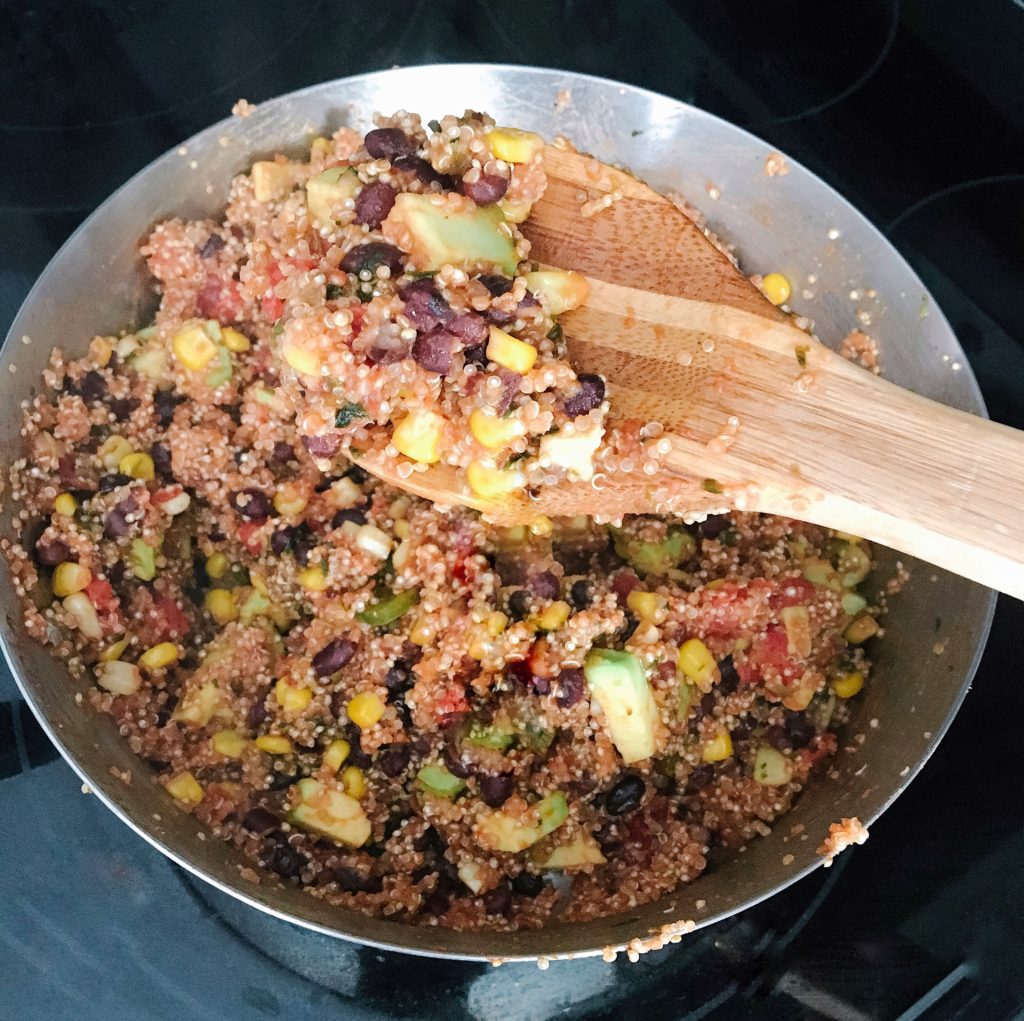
[2,111,884,932]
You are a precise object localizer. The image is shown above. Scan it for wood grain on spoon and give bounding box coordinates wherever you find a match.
[365,144,1024,599]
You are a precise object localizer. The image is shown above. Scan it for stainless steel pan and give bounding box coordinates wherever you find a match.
[0,65,995,962]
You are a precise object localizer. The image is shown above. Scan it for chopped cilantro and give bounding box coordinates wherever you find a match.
[428,119,441,133]
[795,344,809,369]
[271,319,284,337]
[335,401,368,428]
[547,323,564,342]
[325,283,344,300]
[702,478,724,494]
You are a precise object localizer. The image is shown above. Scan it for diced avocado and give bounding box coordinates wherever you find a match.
[753,744,793,786]
[172,680,225,727]
[457,861,487,894]
[584,649,660,764]
[130,346,168,381]
[516,721,555,755]
[801,556,840,590]
[357,587,419,628]
[384,192,518,275]
[540,832,607,870]
[416,764,465,799]
[306,166,360,226]
[476,791,569,852]
[611,525,695,576]
[840,591,867,617]
[830,539,872,588]
[780,605,812,658]
[130,539,157,581]
[290,777,371,847]
[524,270,590,316]
[239,587,271,625]
[204,345,233,388]
[466,720,516,752]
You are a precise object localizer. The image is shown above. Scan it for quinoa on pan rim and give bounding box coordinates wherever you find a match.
[2,110,882,932]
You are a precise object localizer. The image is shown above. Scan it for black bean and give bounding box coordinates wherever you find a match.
[342,724,372,768]
[442,743,473,780]
[478,773,514,808]
[495,370,522,416]
[378,743,412,777]
[364,127,415,161]
[605,774,645,816]
[730,718,753,742]
[529,570,560,601]
[447,312,488,347]
[199,233,226,259]
[412,327,455,375]
[353,180,397,228]
[79,370,107,403]
[651,771,676,795]
[346,464,370,485]
[242,807,281,836]
[504,660,532,690]
[272,441,296,463]
[57,452,77,487]
[556,668,585,708]
[511,871,544,897]
[619,612,639,642]
[763,724,792,752]
[563,373,606,418]
[154,388,182,428]
[413,826,446,855]
[247,698,268,730]
[569,579,593,610]
[334,865,377,894]
[340,241,405,277]
[482,881,513,915]
[718,655,739,695]
[267,769,300,792]
[400,279,454,332]
[478,274,513,297]
[234,488,271,522]
[391,154,453,188]
[784,711,816,749]
[98,472,131,493]
[460,171,509,206]
[312,638,356,677]
[423,891,450,916]
[303,433,342,460]
[108,397,139,421]
[385,660,412,695]
[686,764,715,792]
[267,843,307,879]
[270,529,292,556]
[104,496,139,539]
[697,514,732,540]
[506,589,531,621]
[150,443,173,478]
[699,693,717,717]
[35,539,70,566]
[331,507,367,529]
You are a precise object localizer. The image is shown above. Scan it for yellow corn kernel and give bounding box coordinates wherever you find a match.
[466,459,525,500]
[89,336,113,367]
[251,160,294,202]
[469,407,526,451]
[844,615,879,645]
[255,734,293,755]
[485,611,508,637]
[100,635,131,662]
[310,136,332,157]
[486,126,544,164]
[139,642,179,671]
[322,739,351,773]
[409,614,433,646]
[702,730,734,763]
[529,515,554,538]
[205,552,228,579]
[172,325,218,371]
[297,564,329,592]
[273,481,308,517]
[497,198,532,223]
[281,338,322,376]
[119,452,155,481]
[394,519,410,539]
[342,765,367,799]
[486,325,537,374]
[54,492,78,516]
[533,600,571,631]
[204,588,238,624]
[98,434,134,470]
[63,593,102,640]
[677,638,718,685]
[392,409,445,464]
[832,670,865,699]
[627,590,664,622]
[211,730,248,759]
[275,678,313,713]
[221,327,251,352]
[53,562,92,597]
[762,273,791,306]
[166,771,204,806]
[523,269,590,316]
[347,691,386,729]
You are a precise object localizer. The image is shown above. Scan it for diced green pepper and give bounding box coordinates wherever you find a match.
[466,721,516,752]
[335,401,367,429]
[357,588,419,627]
[830,540,872,588]
[841,591,868,617]
[416,764,465,799]
[204,346,233,388]
[130,539,157,581]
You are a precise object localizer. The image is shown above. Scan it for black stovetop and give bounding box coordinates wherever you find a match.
[2,3,1023,1019]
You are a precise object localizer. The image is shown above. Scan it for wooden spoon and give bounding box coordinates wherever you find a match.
[361,145,1024,599]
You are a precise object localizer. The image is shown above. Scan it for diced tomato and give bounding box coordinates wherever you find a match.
[349,304,365,337]
[435,684,470,722]
[261,294,284,321]
[696,578,773,638]
[238,521,265,556]
[612,569,640,601]
[769,576,816,610]
[152,484,184,506]
[197,275,243,322]
[85,577,118,615]
[267,261,285,287]
[153,593,190,640]
[799,731,837,770]
[748,624,802,684]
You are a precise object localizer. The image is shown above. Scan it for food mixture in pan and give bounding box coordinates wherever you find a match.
[2,111,879,930]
